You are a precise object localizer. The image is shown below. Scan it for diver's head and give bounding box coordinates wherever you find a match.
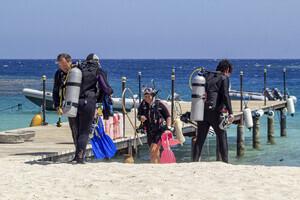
[57,53,72,73]
[86,53,100,64]
[143,87,155,104]
[216,59,233,77]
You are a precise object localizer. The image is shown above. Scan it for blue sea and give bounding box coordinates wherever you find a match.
[0,59,299,166]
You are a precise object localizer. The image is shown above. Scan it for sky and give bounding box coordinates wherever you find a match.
[0,0,300,59]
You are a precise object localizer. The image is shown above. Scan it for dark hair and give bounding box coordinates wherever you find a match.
[57,53,72,62]
[216,59,233,73]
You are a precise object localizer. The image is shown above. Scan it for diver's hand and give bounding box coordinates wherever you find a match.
[95,108,102,118]
[228,114,234,123]
[57,107,63,115]
[167,126,174,132]
[140,115,147,123]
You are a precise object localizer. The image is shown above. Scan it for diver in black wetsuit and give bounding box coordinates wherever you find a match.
[192,59,234,163]
[137,88,172,163]
[53,53,113,164]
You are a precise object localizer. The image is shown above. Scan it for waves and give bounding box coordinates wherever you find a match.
[0,78,54,95]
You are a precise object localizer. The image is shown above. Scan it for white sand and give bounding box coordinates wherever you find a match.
[1,158,300,200]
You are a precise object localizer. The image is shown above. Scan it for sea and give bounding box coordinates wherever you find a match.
[0,59,299,166]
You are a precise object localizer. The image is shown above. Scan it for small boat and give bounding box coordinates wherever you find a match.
[23,88,54,110]
[22,88,137,112]
[230,88,297,103]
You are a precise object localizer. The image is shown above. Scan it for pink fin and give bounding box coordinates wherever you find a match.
[160,149,176,164]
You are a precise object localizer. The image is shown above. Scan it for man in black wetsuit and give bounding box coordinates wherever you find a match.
[53,53,113,164]
[192,59,234,163]
[137,88,172,163]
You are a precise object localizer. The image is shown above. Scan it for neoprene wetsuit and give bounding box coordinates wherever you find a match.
[192,72,232,163]
[137,99,170,146]
[53,61,113,161]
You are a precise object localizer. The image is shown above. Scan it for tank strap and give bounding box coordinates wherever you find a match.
[192,83,206,87]
[72,103,79,108]
[65,102,79,108]
[192,94,206,99]
[66,82,81,87]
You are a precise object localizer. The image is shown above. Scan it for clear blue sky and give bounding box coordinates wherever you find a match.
[0,0,299,59]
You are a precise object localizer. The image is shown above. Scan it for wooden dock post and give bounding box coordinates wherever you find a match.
[280,109,287,137]
[171,68,175,125]
[124,140,134,163]
[237,71,245,158]
[138,72,142,104]
[283,68,287,100]
[264,68,267,106]
[237,122,245,157]
[42,75,48,126]
[122,77,126,137]
[281,68,287,137]
[267,113,275,144]
[252,116,260,149]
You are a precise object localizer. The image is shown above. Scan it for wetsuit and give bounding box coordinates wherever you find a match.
[137,99,170,146]
[192,72,232,163]
[53,61,113,159]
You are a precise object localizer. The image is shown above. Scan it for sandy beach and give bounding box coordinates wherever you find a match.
[1,157,299,200]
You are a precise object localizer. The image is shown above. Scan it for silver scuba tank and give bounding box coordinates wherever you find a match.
[63,67,82,117]
[190,72,206,121]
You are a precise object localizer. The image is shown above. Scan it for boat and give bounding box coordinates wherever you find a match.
[229,90,266,101]
[23,88,54,110]
[22,88,137,112]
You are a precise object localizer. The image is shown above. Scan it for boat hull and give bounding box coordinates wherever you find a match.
[22,88,137,112]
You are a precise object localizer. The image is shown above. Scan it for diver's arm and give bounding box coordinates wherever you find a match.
[166,117,172,127]
[222,77,233,115]
[159,101,172,127]
[137,101,146,122]
[52,70,61,109]
[97,70,113,95]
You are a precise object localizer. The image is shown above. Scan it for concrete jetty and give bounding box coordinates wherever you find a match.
[0,100,288,163]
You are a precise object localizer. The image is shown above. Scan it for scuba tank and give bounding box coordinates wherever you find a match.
[190,71,206,121]
[63,67,82,117]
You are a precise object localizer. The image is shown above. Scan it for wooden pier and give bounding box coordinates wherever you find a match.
[0,99,288,163]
